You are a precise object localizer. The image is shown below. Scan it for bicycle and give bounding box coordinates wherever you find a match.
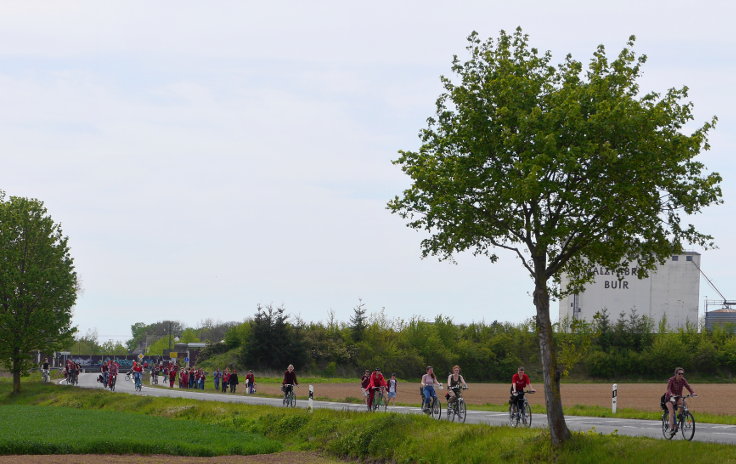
[41,369,50,383]
[371,387,387,412]
[282,384,296,407]
[446,385,468,423]
[662,394,696,441]
[421,387,442,420]
[509,390,534,428]
[109,374,117,392]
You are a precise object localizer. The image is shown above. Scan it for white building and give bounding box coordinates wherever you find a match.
[558,252,701,330]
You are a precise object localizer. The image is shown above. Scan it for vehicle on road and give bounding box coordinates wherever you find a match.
[447,385,467,423]
[370,387,386,412]
[283,384,296,407]
[662,394,696,440]
[509,390,534,428]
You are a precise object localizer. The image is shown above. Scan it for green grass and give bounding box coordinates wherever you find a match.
[0,404,281,456]
[2,381,736,463]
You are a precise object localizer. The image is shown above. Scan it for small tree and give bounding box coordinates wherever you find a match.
[0,192,78,393]
[349,299,368,342]
[388,29,722,444]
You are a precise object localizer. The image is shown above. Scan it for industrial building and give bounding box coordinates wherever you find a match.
[558,252,701,330]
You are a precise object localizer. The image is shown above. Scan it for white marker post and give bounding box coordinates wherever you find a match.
[308,385,314,412]
[612,384,618,414]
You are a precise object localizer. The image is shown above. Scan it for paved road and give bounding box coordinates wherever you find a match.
[72,373,736,445]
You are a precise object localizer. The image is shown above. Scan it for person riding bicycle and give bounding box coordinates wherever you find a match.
[445,365,468,405]
[132,361,144,388]
[282,364,298,400]
[101,361,109,387]
[366,368,387,411]
[665,367,696,436]
[511,367,535,416]
[421,366,441,412]
[108,360,119,389]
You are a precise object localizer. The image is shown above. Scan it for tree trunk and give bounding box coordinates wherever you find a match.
[534,273,571,445]
[12,361,21,394]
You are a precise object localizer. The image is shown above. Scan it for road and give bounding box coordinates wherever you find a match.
[73,373,736,445]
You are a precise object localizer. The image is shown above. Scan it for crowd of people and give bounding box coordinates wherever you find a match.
[45,356,699,434]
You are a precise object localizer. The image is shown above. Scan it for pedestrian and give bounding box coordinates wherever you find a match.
[169,366,176,388]
[222,369,230,393]
[387,373,398,407]
[230,369,239,393]
[214,368,221,391]
[245,370,256,394]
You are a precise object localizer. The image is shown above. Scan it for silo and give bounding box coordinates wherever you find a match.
[705,308,736,333]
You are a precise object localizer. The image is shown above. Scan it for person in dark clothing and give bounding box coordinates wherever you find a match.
[282,364,298,400]
[229,369,239,393]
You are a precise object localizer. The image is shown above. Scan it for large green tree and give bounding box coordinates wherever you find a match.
[388,29,722,444]
[0,192,78,393]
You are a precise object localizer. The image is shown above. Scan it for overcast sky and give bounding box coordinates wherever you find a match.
[1,1,734,342]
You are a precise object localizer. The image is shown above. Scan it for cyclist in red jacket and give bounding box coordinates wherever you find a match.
[366,368,387,411]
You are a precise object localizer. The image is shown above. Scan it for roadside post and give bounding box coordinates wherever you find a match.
[308,385,314,412]
[612,384,618,414]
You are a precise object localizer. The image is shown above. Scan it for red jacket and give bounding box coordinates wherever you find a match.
[367,372,387,389]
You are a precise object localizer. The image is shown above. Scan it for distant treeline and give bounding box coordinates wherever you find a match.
[68,303,736,382]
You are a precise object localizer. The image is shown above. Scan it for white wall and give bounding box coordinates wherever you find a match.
[559,253,700,330]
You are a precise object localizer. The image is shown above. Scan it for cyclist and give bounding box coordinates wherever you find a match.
[421,366,441,412]
[366,368,387,411]
[282,364,298,401]
[360,369,371,406]
[101,360,109,387]
[445,365,468,405]
[108,360,119,389]
[510,367,535,418]
[387,373,398,407]
[665,367,696,436]
[40,358,50,382]
[132,361,144,389]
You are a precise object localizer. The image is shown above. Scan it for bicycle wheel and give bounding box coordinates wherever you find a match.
[509,404,519,427]
[662,412,673,440]
[680,412,695,441]
[430,397,442,420]
[522,401,532,427]
[447,403,455,422]
[457,399,466,423]
[289,392,296,407]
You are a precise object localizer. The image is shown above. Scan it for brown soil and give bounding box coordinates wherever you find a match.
[254,381,734,415]
[0,452,342,464]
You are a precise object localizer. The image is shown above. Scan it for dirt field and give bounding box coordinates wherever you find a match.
[254,382,735,415]
[0,452,343,464]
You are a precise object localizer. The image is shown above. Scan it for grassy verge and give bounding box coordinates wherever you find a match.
[2,382,736,463]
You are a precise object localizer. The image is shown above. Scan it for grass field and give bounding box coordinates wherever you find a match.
[0,404,280,456]
[2,381,736,463]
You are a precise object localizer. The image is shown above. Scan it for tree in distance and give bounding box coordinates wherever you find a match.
[388,29,722,445]
[0,192,78,393]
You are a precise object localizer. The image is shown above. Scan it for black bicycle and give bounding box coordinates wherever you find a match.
[283,384,296,407]
[662,394,696,441]
[420,387,442,420]
[446,385,468,423]
[509,390,534,428]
